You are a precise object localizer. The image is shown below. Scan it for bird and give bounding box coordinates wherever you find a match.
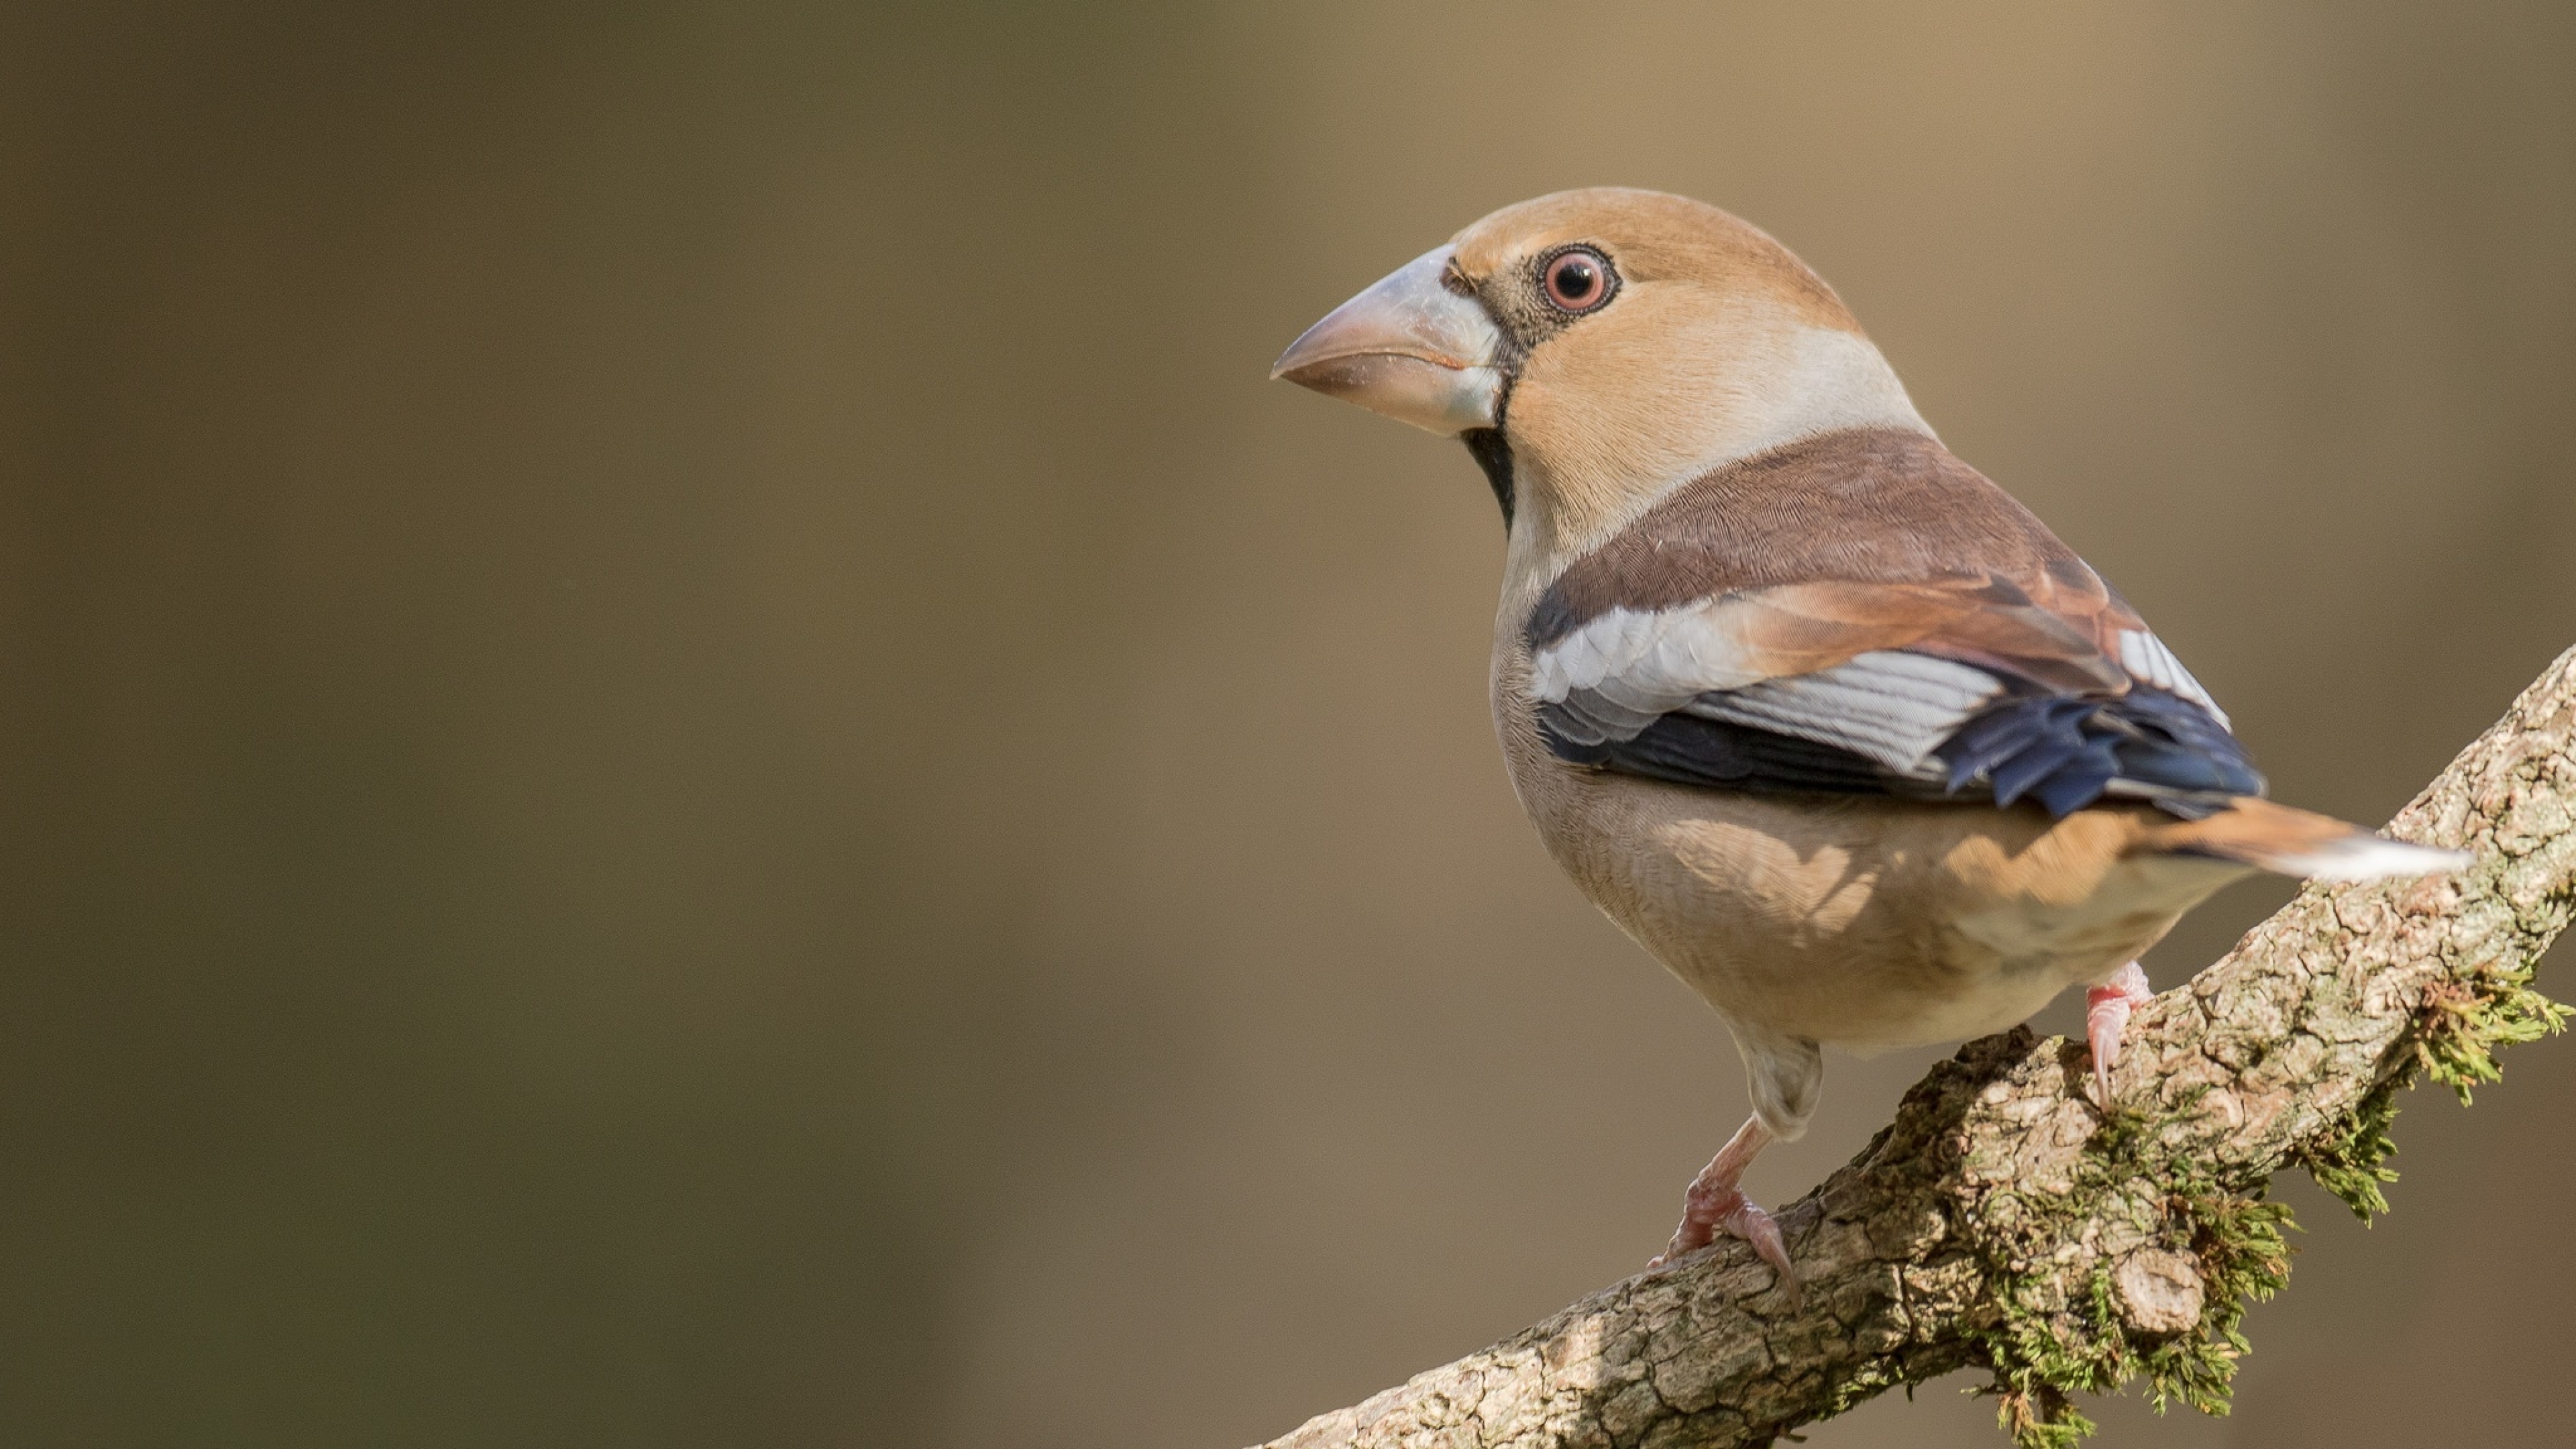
[1268,187,2467,1289]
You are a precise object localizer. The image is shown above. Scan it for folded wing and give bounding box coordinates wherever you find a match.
[1523,430,2259,816]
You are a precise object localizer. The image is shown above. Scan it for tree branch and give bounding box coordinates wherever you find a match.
[1254,645,2576,1449]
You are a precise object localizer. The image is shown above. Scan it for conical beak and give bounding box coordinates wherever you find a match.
[1270,246,1505,435]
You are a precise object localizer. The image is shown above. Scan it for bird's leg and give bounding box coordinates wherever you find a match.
[1646,1116,1790,1288]
[2086,961,2154,1104]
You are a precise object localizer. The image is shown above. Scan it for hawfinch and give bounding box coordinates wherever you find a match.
[1271,188,2465,1287]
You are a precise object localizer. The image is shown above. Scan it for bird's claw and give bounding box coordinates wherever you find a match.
[2086,961,2154,1104]
[1648,1183,1795,1297]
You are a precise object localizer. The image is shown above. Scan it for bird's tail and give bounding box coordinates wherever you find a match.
[2142,796,2469,881]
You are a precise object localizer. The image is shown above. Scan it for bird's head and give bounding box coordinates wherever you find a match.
[1272,188,1927,554]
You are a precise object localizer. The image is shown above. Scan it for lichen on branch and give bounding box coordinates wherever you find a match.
[1254,645,2576,1449]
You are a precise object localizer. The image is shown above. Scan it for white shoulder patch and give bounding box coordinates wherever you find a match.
[2116,629,2229,729]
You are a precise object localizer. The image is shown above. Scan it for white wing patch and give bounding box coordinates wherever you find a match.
[2116,629,2228,728]
[1684,651,2002,779]
[1532,608,2226,782]
[1529,596,2006,775]
[1527,600,1776,738]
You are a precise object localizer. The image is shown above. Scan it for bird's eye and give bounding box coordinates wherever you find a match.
[1541,248,1615,314]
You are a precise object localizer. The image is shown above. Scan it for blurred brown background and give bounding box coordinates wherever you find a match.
[2,3,2571,1446]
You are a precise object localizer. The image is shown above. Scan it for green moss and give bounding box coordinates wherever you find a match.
[2137,1189,2292,1417]
[1972,949,2564,1447]
[2414,959,2569,1105]
[1964,1058,2307,1448]
[2292,953,2565,1226]
[1973,1177,2291,1448]
[2293,1081,2402,1221]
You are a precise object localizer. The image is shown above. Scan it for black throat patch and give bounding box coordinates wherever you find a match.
[1460,427,1514,529]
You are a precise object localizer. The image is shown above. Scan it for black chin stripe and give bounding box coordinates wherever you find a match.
[1460,427,1513,528]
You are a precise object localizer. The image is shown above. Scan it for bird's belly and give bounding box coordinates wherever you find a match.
[1513,761,2246,1051]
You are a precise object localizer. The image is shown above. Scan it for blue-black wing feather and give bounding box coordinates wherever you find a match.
[1544,683,2263,816]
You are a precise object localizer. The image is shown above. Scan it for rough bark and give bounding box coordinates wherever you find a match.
[1255,645,2576,1449]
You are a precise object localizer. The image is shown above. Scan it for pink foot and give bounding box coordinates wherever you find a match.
[1649,1182,1792,1284]
[1644,1119,1794,1295]
[2086,961,2153,1104]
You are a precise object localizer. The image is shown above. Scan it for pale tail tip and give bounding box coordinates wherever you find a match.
[2274,835,2474,883]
